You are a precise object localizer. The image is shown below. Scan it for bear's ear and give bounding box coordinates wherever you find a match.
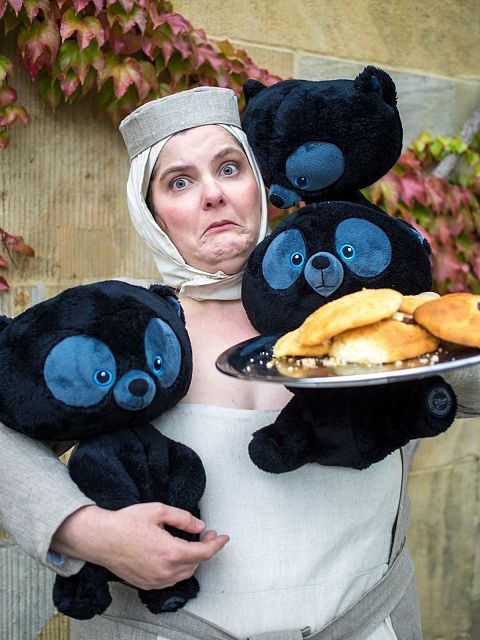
[0,316,12,332]
[148,284,184,321]
[397,219,432,255]
[354,65,397,109]
[243,79,267,104]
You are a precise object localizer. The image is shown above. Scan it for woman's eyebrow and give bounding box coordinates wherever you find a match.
[212,146,244,162]
[157,163,194,182]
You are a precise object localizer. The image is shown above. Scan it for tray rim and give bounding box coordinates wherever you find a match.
[216,335,480,388]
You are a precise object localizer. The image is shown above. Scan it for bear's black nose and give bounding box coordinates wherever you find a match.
[311,255,331,270]
[128,378,149,397]
[269,194,285,208]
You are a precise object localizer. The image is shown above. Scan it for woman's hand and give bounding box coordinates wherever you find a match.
[51,503,229,590]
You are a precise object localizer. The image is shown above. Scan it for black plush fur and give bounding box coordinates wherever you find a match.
[241,201,457,471]
[0,280,205,619]
[242,66,402,209]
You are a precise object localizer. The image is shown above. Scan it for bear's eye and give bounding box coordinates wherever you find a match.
[295,176,309,188]
[290,252,305,267]
[93,369,113,386]
[153,355,163,373]
[340,244,355,260]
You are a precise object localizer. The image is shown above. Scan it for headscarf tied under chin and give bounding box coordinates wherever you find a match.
[119,87,268,301]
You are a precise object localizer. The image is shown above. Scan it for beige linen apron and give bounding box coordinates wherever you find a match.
[71,404,419,640]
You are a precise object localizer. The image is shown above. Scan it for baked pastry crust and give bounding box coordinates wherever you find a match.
[298,288,403,346]
[329,318,440,364]
[414,292,480,348]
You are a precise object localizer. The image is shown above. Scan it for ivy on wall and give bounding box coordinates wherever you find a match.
[0,0,280,148]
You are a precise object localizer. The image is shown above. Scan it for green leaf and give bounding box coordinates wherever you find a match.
[38,70,62,108]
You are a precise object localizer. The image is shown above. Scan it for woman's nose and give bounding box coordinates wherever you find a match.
[202,178,225,208]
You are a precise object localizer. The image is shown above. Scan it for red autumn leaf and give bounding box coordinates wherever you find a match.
[11,238,35,257]
[59,67,80,98]
[0,55,14,82]
[61,8,105,50]
[0,104,29,126]
[97,54,149,100]
[72,0,105,11]
[423,175,446,215]
[398,174,427,207]
[195,42,223,72]
[23,0,52,23]
[0,276,9,291]
[6,0,23,15]
[17,16,61,77]
[106,3,146,34]
[149,9,189,35]
[0,85,17,106]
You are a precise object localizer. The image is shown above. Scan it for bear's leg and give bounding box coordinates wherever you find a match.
[138,576,200,613]
[249,393,322,472]
[53,563,112,620]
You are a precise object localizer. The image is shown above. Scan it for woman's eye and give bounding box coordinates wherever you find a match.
[221,163,238,177]
[340,244,356,260]
[170,177,188,191]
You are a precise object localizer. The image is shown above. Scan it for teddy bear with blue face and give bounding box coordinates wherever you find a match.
[0,280,204,619]
[242,66,402,209]
[242,201,457,472]
[240,68,457,473]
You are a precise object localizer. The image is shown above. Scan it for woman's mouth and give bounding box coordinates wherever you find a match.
[204,220,237,234]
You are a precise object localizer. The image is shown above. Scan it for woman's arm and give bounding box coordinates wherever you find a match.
[0,421,229,587]
[0,421,94,576]
[52,503,229,590]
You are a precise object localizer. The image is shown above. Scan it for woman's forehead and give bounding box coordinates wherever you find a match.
[159,125,243,164]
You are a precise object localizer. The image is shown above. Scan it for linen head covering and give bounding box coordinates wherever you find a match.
[119,87,268,300]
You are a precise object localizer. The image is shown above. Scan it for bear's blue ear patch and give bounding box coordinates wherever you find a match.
[262,228,307,290]
[354,65,398,108]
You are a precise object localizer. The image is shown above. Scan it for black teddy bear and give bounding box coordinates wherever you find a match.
[242,66,402,209]
[239,66,456,472]
[0,280,205,619]
[241,201,457,472]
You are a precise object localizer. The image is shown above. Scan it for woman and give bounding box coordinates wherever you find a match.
[1,86,478,640]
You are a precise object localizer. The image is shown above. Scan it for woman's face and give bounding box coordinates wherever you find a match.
[149,125,261,275]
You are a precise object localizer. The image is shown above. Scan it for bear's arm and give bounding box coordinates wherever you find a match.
[0,420,93,576]
[442,363,480,418]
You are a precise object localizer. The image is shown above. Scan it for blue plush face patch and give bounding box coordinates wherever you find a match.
[43,318,182,410]
[260,217,393,299]
[144,318,182,389]
[334,218,392,277]
[285,142,345,192]
[44,336,117,407]
[262,228,306,290]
